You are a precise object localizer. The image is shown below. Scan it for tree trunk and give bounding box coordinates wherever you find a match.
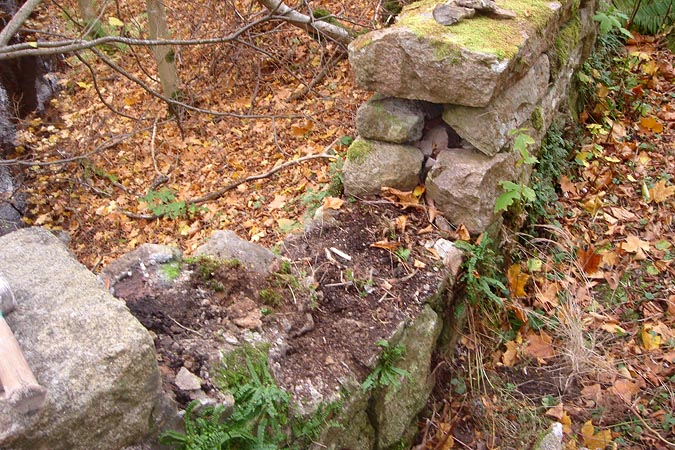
[146,0,181,101]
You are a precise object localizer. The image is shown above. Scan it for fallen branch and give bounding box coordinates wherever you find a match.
[121,153,337,219]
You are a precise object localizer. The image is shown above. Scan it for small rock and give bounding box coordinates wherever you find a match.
[433,4,474,25]
[175,366,202,391]
[195,230,278,275]
[535,422,563,450]
[433,239,463,277]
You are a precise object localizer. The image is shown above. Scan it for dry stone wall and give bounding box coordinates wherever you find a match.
[344,0,599,234]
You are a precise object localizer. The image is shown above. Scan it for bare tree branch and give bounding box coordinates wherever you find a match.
[256,0,352,45]
[0,0,43,46]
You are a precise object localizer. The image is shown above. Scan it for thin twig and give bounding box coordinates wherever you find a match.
[167,314,203,336]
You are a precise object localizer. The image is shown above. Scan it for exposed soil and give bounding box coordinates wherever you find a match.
[111,200,448,407]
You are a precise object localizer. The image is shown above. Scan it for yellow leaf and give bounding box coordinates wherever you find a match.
[413,185,426,198]
[108,16,124,27]
[322,196,344,210]
[650,179,675,203]
[507,264,529,297]
[560,411,572,434]
[582,194,603,215]
[581,420,613,450]
[641,325,662,351]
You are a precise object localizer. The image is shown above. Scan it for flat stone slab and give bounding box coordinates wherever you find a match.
[348,0,578,106]
[0,228,162,450]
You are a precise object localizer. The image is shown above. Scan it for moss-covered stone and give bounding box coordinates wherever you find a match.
[531,106,544,131]
[346,138,374,164]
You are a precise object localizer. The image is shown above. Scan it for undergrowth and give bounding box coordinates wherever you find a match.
[161,344,342,450]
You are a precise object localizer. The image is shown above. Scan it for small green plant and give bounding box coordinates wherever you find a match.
[593,6,633,39]
[495,130,538,213]
[140,187,207,219]
[259,288,282,307]
[453,235,508,313]
[394,247,411,262]
[362,340,410,391]
[160,260,182,281]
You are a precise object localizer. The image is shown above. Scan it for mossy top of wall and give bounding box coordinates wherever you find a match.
[348,0,581,106]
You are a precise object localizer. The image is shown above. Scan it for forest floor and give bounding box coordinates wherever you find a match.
[8,0,675,448]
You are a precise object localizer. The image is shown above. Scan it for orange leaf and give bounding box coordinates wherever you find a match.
[525,330,555,360]
[577,247,602,275]
[581,420,613,450]
[291,120,314,136]
[507,264,529,297]
[370,240,399,251]
[268,194,287,210]
[395,215,408,233]
[650,179,675,203]
[560,411,572,434]
[322,196,344,210]
[638,115,664,133]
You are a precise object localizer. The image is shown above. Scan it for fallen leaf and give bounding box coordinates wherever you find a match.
[641,324,661,351]
[545,403,564,420]
[456,224,470,241]
[582,194,603,215]
[371,240,399,251]
[638,115,664,133]
[291,120,314,136]
[559,175,578,196]
[577,247,602,274]
[581,420,613,450]
[622,235,650,254]
[601,322,626,334]
[381,187,420,209]
[560,411,572,434]
[649,179,675,203]
[525,330,555,360]
[268,194,287,210]
[507,264,529,297]
[322,196,344,210]
[395,215,408,233]
[502,340,518,367]
[611,379,639,405]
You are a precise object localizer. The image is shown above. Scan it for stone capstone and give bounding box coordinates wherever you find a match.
[343,138,423,195]
[442,54,551,156]
[355,96,425,143]
[425,148,519,233]
[0,228,163,450]
[348,0,578,106]
[194,230,278,275]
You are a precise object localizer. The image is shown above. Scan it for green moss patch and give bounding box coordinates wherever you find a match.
[347,138,374,164]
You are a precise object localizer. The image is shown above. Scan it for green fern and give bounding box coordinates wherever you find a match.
[614,0,675,35]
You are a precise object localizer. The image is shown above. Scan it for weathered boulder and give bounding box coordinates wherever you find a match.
[0,165,24,237]
[194,230,277,275]
[356,96,425,143]
[343,137,423,195]
[442,54,551,156]
[348,0,579,106]
[372,305,442,448]
[425,147,519,233]
[98,243,182,289]
[0,228,163,450]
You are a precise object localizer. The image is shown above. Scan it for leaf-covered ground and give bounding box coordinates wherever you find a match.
[9,1,675,448]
